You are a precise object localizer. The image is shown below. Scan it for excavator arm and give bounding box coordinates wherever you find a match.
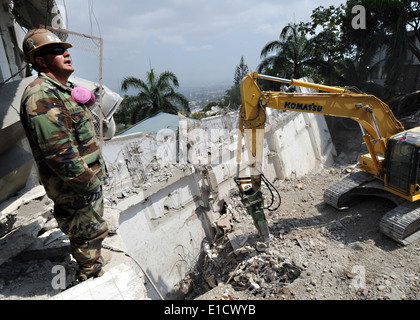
[235,72,405,243]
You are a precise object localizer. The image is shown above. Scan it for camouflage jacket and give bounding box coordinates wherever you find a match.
[20,73,106,203]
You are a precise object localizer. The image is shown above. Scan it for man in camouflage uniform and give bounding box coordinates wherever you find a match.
[20,29,109,281]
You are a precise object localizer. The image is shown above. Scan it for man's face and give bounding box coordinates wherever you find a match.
[35,46,75,78]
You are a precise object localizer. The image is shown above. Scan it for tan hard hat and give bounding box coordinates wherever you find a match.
[23,28,72,64]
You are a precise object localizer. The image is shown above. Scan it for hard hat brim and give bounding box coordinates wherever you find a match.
[28,42,73,63]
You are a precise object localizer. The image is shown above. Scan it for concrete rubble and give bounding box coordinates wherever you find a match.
[188,164,420,301]
[0,186,150,300]
[227,254,302,295]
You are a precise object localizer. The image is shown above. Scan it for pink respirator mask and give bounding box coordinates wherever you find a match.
[71,86,96,107]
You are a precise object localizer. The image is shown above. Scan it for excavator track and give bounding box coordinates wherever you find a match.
[323,170,374,209]
[324,170,420,245]
[380,201,420,246]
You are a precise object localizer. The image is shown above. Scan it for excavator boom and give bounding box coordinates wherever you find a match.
[239,72,404,178]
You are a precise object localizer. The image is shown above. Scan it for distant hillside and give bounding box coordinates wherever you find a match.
[180,84,230,110]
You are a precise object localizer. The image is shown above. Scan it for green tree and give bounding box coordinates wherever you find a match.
[297,5,348,84]
[258,23,316,80]
[113,94,138,131]
[292,3,385,95]
[342,0,420,97]
[220,85,241,110]
[219,56,249,110]
[333,57,385,96]
[234,56,249,85]
[119,69,190,125]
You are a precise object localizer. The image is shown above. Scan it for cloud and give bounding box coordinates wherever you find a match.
[87,1,284,45]
[184,45,213,52]
[65,0,340,49]
[62,0,346,89]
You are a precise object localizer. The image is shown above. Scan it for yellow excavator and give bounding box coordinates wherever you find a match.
[235,72,420,245]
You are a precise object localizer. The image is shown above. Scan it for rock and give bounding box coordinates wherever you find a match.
[377,285,386,291]
[234,246,254,255]
[0,212,17,238]
[227,230,249,254]
[0,216,46,266]
[256,242,268,252]
[42,218,58,232]
[205,274,217,288]
[249,277,260,290]
[217,214,233,232]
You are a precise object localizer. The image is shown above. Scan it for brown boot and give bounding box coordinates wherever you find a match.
[101,248,112,266]
[94,249,112,278]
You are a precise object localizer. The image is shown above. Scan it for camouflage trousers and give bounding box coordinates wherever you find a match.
[53,194,109,280]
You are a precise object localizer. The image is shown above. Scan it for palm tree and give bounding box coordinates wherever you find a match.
[258,23,315,80]
[120,69,190,124]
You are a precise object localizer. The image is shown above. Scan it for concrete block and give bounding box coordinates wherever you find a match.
[0,216,46,266]
[50,261,149,300]
[119,197,207,299]
[15,228,70,261]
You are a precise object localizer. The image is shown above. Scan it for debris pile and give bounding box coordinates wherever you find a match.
[228,254,301,297]
[0,188,124,299]
[185,164,420,300]
[179,186,306,300]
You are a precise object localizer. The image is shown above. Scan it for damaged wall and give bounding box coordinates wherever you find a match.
[101,109,336,298]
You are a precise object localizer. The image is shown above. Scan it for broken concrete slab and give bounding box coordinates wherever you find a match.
[0,216,46,266]
[15,228,70,262]
[0,185,47,216]
[0,185,47,238]
[50,261,149,300]
[227,230,250,254]
[103,204,120,234]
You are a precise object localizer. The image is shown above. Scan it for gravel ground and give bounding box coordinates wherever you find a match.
[192,164,420,300]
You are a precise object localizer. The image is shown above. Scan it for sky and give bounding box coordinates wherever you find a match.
[59,0,346,94]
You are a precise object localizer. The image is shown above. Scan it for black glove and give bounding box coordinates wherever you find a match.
[85,186,102,205]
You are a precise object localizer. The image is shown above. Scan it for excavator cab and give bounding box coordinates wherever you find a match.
[384,129,420,201]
